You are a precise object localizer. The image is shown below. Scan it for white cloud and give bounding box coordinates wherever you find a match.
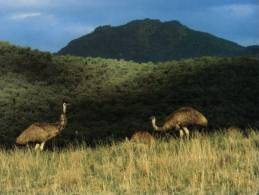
[0,0,51,8]
[9,12,42,20]
[210,3,259,18]
[0,0,104,9]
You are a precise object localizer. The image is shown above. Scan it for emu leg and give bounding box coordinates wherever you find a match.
[35,143,40,150]
[179,129,184,138]
[40,142,45,151]
[182,127,190,138]
[176,124,184,138]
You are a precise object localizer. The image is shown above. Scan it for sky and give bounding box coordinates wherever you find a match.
[0,0,258,52]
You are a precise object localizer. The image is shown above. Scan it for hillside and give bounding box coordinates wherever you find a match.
[58,19,257,62]
[0,42,259,147]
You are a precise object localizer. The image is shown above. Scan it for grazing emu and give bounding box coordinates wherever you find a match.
[130,131,155,144]
[150,107,207,138]
[16,103,68,150]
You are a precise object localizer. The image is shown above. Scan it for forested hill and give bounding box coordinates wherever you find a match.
[58,19,258,62]
[1,42,259,146]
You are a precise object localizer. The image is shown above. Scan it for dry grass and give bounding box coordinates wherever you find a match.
[0,128,259,194]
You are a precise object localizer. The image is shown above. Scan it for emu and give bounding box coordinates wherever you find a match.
[16,102,68,150]
[130,131,155,144]
[150,107,207,138]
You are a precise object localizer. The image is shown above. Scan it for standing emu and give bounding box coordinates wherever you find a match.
[150,107,207,138]
[16,102,68,150]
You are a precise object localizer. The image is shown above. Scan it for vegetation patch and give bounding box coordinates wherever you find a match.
[0,42,259,146]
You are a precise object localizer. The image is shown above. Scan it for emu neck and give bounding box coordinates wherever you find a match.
[63,104,67,114]
[152,117,164,131]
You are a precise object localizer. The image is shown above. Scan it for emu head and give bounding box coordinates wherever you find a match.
[150,116,156,122]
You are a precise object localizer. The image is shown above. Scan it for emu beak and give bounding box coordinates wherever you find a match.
[63,103,71,106]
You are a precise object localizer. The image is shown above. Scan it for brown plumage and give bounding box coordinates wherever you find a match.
[16,103,68,150]
[151,107,208,137]
[130,131,155,144]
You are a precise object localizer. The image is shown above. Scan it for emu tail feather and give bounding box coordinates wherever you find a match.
[16,134,28,145]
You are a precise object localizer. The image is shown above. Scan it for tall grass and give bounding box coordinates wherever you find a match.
[0,129,259,194]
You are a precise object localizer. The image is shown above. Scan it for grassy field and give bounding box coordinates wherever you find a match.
[0,128,258,194]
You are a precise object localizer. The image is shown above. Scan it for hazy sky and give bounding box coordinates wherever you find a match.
[0,0,258,52]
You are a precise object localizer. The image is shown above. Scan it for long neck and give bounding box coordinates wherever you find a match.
[151,117,165,131]
[58,113,67,130]
[63,103,67,114]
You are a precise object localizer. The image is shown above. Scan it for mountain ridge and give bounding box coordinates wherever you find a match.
[58,19,257,62]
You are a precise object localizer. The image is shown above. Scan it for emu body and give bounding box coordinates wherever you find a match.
[151,107,207,138]
[16,103,68,150]
[130,131,155,144]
